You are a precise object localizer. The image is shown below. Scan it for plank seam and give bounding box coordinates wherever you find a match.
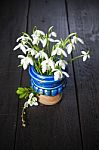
[65,0,84,150]
[13,0,31,150]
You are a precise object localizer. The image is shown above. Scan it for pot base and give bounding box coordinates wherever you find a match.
[38,94,62,105]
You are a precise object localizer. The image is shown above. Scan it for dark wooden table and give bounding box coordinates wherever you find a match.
[0,0,99,150]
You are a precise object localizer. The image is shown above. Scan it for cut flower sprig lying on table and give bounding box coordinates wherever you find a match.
[14,26,90,127]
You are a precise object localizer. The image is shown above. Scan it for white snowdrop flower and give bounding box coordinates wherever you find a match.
[29,93,34,99]
[16,35,32,42]
[28,99,33,106]
[48,38,60,43]
[28,95,38,106]
[41,58,55,73]
[31,30,45,44]
[49,31,57,37]
[28,93,34,106]
[13,43,21,50]
[54,69,63,80]
[24,101,29,108]
[16,36,25,42]
[40,38,47,47]
[53,69,69,81]
[27,48,37,56]
[32,35,40,45]
[32,30,45,38]
[13,43,27,54]
[32,97,38,106]
[51,47,67,57]
[35,51,48,60]
[66,43,75,54]
[81,51,90,61]
[71,36,84,45]
[18,55,33,70]
[32,30,46,46]
[36,30,45,36]
[77,37,84,44]
[55,60,68,70]
[31,34,39,45]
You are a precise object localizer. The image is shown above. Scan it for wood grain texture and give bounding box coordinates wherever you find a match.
[15,0,82,150]
[66,0,99,149]
[0,0,29,150]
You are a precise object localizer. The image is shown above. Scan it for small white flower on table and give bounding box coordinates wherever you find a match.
[28,93,38,106]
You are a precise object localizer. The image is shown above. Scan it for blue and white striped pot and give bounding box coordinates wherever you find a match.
[29,65,67,96]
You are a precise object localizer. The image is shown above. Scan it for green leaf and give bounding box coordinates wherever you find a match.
[16,90,23,95]
[19,93,27,99]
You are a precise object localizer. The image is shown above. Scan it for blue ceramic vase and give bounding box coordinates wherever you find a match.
[29,65,67,96]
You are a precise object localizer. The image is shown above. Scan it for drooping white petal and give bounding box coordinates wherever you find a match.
[49,31,57,37]
[24,101,29,108]
[62,71,69,78]
[32,38,39,45]
[54,70,63,81]
[20,44,27,54]
[35,51,48,60]
[42,65,47,73]
[41,58,55,73]
[66,43,73,54]
[36,30,45,35]
[40,38,47,47]
[28,57,33,66]
[71,36,77,44]
[77,37,84,44]
[29,93,34,99]
[55,60,67,70]
[41,51,48,59]
[61,49,67,57]
[22,62,28,70]
[16,36,23,42]
[13,43,21,50]
[35,53,40,59]
[51,49,57,56]
[88,55,90,59]
[27,48,37,56]
[18,55,25,59]
[33,97,38,102]
[81,51,87,55]
[83,55,87,61]
[49,59,55,70]
[33,102,38,106]
[54,39,60,43]
[48,38,56,42]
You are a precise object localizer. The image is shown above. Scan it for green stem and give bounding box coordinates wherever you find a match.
[34,61,42,75]
[26,41,33,48]
[68,55,83,63]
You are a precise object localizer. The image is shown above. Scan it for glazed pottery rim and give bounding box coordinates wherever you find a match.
[29,65,65,83]
[29,65,54,79]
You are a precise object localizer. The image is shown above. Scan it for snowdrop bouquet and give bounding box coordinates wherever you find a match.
[14,26,90,81]
[14,26,90,126]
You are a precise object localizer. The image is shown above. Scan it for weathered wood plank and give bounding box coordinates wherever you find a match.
[66,0,99,149]
[15,0,83,150]
[0,0,29,150]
